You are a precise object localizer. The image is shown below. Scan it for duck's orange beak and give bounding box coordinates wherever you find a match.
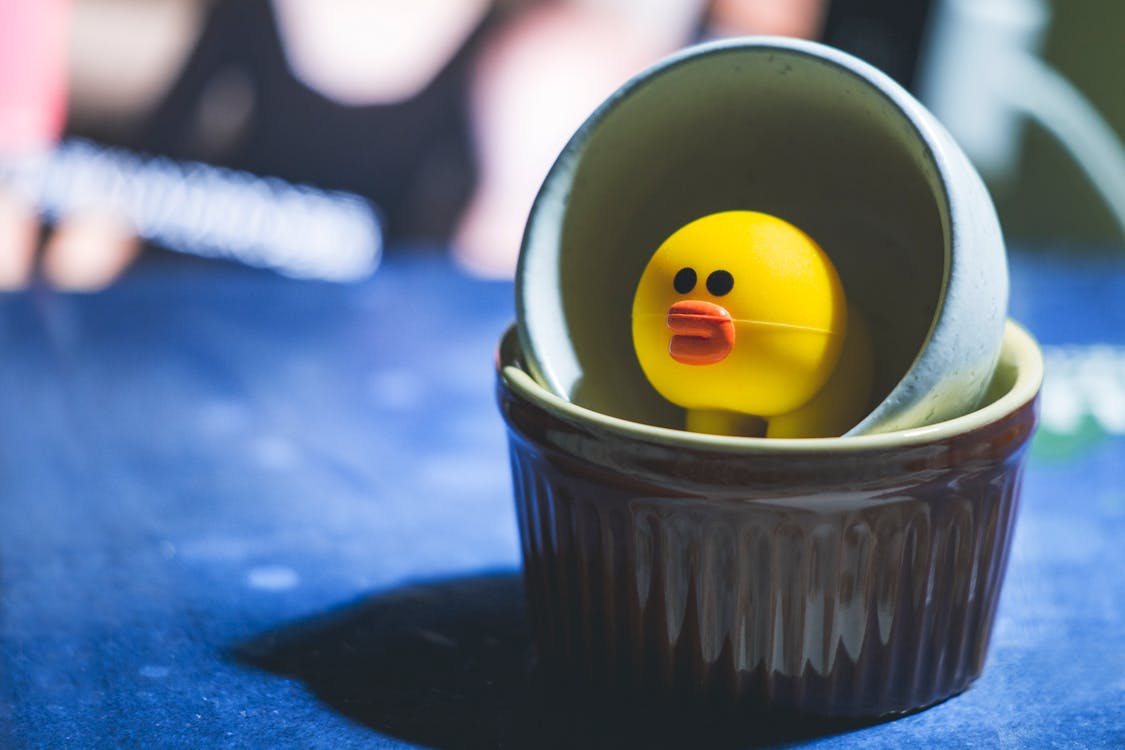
[666,299,735,365]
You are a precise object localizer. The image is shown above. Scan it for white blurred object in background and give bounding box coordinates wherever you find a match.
[919,0,1125,239]
[0,140,383,282]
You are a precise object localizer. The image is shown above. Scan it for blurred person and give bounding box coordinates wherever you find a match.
[33,0,494,289]
[454,0,830,276]
[2,0,831,291]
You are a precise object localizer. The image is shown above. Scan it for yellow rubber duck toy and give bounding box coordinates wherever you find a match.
[631,211,873,438]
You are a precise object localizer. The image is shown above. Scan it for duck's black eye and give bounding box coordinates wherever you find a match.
[707,270,734,296]
[673,267,696,294]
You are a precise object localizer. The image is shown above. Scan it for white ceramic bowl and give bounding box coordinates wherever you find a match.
[516,37,1007,435]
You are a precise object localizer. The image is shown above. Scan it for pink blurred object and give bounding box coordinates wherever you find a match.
[0,0,69,153]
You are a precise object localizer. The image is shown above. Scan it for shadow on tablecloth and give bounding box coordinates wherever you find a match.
[233,572,888,749]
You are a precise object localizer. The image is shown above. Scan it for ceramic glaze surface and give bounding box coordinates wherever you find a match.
[497,323,1040,716]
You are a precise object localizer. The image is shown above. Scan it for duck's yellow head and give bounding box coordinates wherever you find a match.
[631,211,847,418]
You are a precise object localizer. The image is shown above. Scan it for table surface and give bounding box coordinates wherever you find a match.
[2,248,1124,749]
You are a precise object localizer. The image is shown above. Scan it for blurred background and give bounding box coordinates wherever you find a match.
[2,0,1121,291]
[988,0,1124,245]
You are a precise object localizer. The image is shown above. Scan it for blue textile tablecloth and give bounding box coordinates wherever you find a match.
[1,249,1123,748]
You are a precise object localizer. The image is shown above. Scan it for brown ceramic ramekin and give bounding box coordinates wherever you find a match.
[496,321,1041,717]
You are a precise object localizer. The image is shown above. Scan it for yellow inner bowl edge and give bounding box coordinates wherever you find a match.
[501,320,1042,454]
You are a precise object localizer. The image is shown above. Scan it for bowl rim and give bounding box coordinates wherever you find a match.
[515,35,1007,438]
[499,320,1042,455]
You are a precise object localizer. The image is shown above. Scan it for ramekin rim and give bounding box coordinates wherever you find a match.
[499,320,1042,455]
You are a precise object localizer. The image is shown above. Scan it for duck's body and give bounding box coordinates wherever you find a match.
[631,211,872,438]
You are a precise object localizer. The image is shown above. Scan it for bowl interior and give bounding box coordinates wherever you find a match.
[519,40,950,432]
[500,320,1042,454]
